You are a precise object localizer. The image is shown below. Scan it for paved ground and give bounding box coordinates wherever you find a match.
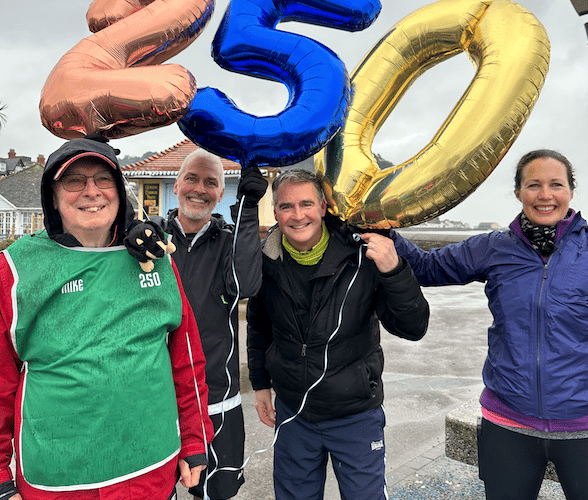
[175,282,566,500]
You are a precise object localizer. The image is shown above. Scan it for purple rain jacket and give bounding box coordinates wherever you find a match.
[392,212,588,421]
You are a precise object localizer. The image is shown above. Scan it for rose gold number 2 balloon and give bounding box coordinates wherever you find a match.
[39,0,214,139]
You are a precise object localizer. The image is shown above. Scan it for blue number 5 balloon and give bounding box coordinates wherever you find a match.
[178,0,381,167]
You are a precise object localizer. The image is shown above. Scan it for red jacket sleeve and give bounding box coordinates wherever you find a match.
[0,253,22,483]
[168,259,214,460]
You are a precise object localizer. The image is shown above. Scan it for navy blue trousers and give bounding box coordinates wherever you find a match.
[273,398,387,500]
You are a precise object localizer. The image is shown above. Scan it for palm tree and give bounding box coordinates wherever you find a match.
[0,102,6,130]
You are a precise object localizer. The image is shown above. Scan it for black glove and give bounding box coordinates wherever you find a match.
[238,166,268,208]
[124,219,171,265]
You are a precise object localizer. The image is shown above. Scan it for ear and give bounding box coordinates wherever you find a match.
[173,180,178,195]
[218,187,224,202]
[514,189,521,202]
[320,198,327,217]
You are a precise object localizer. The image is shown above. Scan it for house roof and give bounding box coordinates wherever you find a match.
[121,139,281,179]
[0,157,32,175]
[121,139,244,178]
[0,165,43,208]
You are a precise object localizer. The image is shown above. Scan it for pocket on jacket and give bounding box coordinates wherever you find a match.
[321,362,372,403]
[265,342,300,394]
[321,351,383,404]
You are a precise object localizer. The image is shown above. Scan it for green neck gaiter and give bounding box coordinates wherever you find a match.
[282,221,329,266]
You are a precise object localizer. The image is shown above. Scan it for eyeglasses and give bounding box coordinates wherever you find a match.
[58,172,117,192]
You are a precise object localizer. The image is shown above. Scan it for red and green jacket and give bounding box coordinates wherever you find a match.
[0,231,213,490]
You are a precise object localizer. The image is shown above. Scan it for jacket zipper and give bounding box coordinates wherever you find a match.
[518,217,581,421]
[536,262,547,419]
[291,254,356,396]
[306,260,351,340]
[536,252,554,422]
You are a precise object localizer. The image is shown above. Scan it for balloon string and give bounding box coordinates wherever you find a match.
[123,176,152,222]
[201,197,245,500]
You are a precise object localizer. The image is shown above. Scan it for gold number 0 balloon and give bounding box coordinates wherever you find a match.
[315,0,550,228]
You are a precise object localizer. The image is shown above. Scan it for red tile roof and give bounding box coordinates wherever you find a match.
[121,139,241,175]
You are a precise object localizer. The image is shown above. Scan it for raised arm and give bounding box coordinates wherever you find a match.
[228,166,268,298]
[391,231,493,286]
[374,254,430,342]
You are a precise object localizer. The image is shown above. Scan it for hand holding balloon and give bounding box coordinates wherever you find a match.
[237,166,268,208]
[360,233,399,273]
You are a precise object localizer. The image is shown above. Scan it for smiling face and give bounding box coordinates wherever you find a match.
[53,158,120,247]
[274,181,327,252]
[174,155,224,233]
[515,157,574,226]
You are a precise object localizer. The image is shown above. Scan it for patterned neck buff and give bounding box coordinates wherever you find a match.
[519,212,560,256]
[282,221,329,265]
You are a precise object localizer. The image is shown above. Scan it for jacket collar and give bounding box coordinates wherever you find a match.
[510,210,583,243]
[510,210,586,259]
[165,209,228,248]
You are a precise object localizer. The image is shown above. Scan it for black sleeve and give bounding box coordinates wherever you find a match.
[226,204,263,298]
[246,291,273,390]
[376,256,429,341]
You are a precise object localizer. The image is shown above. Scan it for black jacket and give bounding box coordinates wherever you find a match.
[161,205,262,404]
[247,215,429,423]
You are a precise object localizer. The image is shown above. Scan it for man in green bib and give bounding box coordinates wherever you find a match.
[0,135,213,500]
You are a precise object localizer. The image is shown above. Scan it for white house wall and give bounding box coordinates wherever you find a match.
[0,195,15,211]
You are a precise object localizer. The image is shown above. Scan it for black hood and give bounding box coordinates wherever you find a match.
[41,135,128,245]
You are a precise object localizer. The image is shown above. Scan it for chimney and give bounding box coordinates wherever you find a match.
[37,154,45,166]
[8,149,15,159]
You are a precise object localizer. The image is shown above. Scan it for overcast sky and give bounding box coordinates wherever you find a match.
[1,0,587,227]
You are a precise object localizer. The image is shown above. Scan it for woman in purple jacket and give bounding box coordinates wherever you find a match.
[392,150,588,500]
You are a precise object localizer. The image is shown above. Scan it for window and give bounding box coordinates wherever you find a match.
[0,212,10,237]
[1,212,16,237]
[22,212,32,233]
